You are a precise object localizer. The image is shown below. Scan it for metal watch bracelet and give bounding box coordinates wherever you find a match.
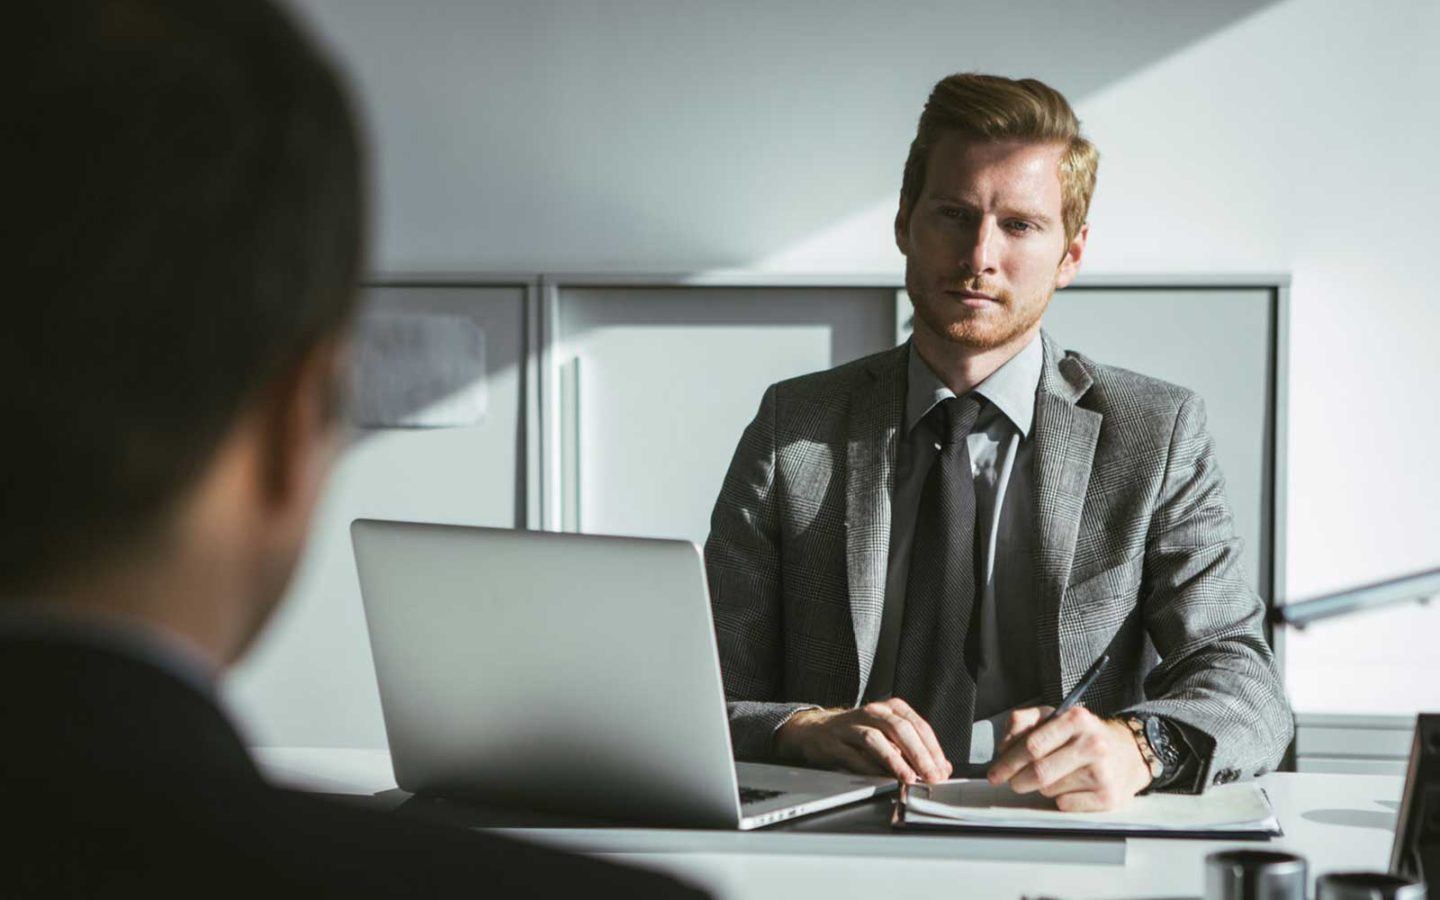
[1124,715,1165,782]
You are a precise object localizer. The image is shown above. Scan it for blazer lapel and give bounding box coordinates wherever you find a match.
[1030,331,1102,703]
[845,344,907,698]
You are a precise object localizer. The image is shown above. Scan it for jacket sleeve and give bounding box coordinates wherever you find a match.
[703,385,816,760]
[1121,393,1294,790]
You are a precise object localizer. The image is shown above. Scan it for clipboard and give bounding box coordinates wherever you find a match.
[890,780,1282,840]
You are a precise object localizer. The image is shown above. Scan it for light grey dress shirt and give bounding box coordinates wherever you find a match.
[863,336,1044,761]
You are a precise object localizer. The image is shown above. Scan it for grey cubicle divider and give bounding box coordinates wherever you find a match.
[226,279,537,750]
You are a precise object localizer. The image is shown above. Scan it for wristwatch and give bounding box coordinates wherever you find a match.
[1123,714,1177,786]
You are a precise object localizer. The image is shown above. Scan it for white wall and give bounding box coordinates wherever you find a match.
[242,0,1440,743]
[289,0,1281,273]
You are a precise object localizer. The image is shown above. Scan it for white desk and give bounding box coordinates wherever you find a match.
[255,747,1403,899]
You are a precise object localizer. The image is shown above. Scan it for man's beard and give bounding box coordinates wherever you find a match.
[908,275,1053,352]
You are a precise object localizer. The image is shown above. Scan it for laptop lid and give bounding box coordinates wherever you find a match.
[351,519,744,827]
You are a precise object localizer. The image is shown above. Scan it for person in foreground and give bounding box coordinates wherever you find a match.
[1,1,705,896]
[706,73,1293,812]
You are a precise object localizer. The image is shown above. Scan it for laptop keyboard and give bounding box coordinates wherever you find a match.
[738,786,786,806]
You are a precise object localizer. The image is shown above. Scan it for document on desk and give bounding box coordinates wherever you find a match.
[893,780,1281,839]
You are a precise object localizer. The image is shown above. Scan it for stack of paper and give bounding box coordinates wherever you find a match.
[897,780,1281,837]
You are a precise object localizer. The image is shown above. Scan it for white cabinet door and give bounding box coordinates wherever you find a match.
[555,285,895,545]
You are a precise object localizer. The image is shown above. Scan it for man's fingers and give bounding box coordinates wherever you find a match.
[1010,736,1091,794]
[1035,765,1098,799]
[865,705,946,782]
[989,711,1147,813]
[848,727,919,783]
[998,705,1056,754]
[1004,707,1044,738]
[988,710,1081,785]
[885,699,952,779]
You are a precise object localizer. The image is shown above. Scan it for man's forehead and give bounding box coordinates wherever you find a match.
[922,135,1066,203]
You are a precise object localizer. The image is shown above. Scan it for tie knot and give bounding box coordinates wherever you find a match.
[935,394,982,445]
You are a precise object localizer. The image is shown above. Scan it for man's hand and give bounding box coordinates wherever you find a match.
[773,698,953,784]
[986,705,1152,811]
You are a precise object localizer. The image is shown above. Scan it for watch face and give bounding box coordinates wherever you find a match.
[1143,716,1176,770]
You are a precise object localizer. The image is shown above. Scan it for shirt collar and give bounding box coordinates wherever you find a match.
[905,334,1043,438]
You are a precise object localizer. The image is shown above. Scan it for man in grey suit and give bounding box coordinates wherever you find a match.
[705,73,1293,812]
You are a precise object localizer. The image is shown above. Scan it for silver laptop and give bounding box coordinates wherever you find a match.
[351,519,895,829]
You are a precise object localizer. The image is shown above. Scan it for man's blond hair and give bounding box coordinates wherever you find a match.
[899,73,1099,245]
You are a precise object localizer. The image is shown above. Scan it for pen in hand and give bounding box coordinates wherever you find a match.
[984,653,1117,794]
[991,652,1111,765]
[1043,652,1111,724]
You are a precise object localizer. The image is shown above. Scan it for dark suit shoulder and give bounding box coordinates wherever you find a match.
[1,636,707,899]
[0,633,260,781]
[251,788,709,897]
[761,345,904,442]
[12,773,706,898]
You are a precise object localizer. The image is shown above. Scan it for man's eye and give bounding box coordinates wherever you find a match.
[940,207,973,221]
[1005,220,1034,234]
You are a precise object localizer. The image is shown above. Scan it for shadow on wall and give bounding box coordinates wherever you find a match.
[294,0,1284,273]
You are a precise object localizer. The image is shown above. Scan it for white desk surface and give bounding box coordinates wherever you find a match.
[255,747,1403,900]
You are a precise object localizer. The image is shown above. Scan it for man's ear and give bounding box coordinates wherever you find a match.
[894,200,912,257]
[1054,222,1089,290]
[257,337,347,508]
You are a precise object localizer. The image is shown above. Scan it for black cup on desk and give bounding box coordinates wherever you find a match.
[1316,872,1426,900]
[1205,849,1308,900]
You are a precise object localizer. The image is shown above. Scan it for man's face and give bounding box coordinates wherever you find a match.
[896,134,1086,353]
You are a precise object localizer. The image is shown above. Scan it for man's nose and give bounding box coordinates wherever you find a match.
[961,217,997,275]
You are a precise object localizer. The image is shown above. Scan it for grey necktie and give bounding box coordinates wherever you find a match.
[891,394,982,763]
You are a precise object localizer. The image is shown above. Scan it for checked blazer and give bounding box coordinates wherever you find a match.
[704,331,1294,791]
